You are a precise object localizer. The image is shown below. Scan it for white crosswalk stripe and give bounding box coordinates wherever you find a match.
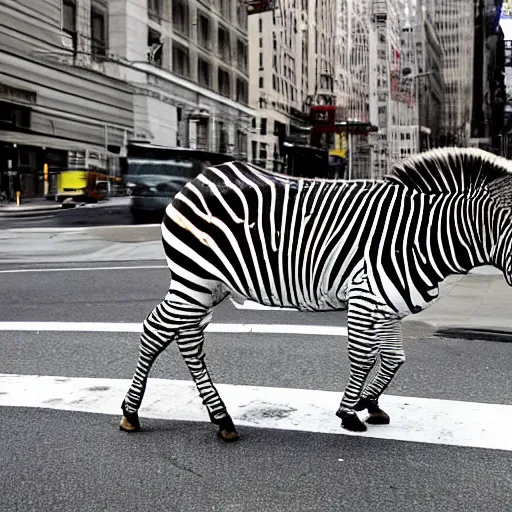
[1,373,511,451]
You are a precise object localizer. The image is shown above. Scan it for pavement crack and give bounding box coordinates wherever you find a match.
[168,458,202,478]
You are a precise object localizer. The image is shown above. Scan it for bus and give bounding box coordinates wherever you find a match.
[120,143,236,223]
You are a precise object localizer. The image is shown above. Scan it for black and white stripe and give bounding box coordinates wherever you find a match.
[123,148,512,433]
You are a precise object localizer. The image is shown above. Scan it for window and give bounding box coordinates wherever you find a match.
[218,67,231,97]
[252,141,258,160]
[260,118,267,135]
[91,8,106,57]
[147,0,161,19]
[62,0,77,51]
[259,77,264,88]
[259,52,263,69]
[172,43,189,77]
[63,0,76,33]
[236,2,247,29]
[218,26,231,61]
[259,142,268,161]
[259,18,262,32]
[259,38,263,48]
[172,0,189,36]
[198,58,211,87]
[220,0,231,20]
[197,13,211,49]
[236,39,247,71]
[218,121,228,153]
[236,78,248,104]
[236,130,247,156]
[147,28,162,66]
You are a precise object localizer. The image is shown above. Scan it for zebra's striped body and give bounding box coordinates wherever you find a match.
[121,148,512,437]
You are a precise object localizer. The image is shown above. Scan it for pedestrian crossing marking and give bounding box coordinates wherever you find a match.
[0,373,510,451]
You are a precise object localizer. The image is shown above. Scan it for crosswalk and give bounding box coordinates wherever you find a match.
[1,321,511,452]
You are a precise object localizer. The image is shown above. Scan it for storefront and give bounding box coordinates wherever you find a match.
[0,51,134,201]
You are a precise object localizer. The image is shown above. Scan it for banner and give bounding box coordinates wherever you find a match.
[248,0,276,15]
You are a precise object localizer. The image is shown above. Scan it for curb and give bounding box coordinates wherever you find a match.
[0,207,62,218]
[434,328,512,343]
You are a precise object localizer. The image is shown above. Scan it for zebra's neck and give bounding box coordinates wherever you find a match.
[416,192,494,281]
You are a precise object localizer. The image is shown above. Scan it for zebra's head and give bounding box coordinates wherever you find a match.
[485,175,512,286]
[386,148,512,283]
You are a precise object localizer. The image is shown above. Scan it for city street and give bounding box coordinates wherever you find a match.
[0,261,511,511]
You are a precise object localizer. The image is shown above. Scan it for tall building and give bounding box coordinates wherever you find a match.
[470,0,505,153]
[0,0,253,200]
[336,0,373,178]
[368,0,420,177]
[406,0,444,151]
[248,0,336,171]
[434,0,474,146]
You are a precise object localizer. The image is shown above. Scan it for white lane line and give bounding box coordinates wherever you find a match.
[0,321,348,336]
[0,373,510,451]
[0,265,168,274]
[230,299,298,311]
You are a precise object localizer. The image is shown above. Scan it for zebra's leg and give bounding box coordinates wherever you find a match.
[335,297,380,433]
[355,319,405,425]
[176,319,239,442]
[120,299,205,432]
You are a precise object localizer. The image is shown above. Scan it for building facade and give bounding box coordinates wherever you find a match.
[248,0,336,171]
[470,0,505,153]
[0,0,253,200]
[433,0,474,146]
[0,0,134,199]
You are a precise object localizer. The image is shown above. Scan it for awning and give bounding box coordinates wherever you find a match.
[0,130,110,154]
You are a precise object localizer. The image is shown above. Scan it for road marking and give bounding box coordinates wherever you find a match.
[0,321,348,336]
[230,299,298,311]
[0,265,168,274]
[0,373,510,451]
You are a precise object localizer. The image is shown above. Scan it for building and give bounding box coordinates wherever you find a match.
[0,0,134,200]
[248,0,336,171]
[368,0,420,177]
[0,0,253,200]
[433,0,474,146]
[407,0,444,151]
[335,0,373,179]
[501,9,512,157]
[470,0,505,153]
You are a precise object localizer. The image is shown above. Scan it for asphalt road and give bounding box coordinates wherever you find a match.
[0,262,511,512]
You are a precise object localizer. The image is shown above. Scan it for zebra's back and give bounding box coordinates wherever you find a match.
[164,162,435,313]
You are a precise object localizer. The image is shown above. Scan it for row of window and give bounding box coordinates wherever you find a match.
[63,0,106,57]
[170,4,248,72]
[148,0,247,30]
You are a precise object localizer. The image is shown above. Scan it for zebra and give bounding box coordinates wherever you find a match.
[120,147,512,441]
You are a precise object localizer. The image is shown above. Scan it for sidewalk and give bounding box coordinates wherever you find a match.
[0,196,130,217]
[404,267,512,341]
[0,198,61,216]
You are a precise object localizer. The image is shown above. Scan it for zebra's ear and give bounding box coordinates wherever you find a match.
[485,176,512,208]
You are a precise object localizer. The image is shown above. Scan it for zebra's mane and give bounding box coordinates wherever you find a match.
[385,148,512,207]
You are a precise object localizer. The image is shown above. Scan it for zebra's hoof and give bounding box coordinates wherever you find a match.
[120,400,141,432]
[217,428,240,442]
[119,415,141,432]
[336,408,367,432]
[354,398,391,424]
[216,414,239,442]
[366,409,390,425]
